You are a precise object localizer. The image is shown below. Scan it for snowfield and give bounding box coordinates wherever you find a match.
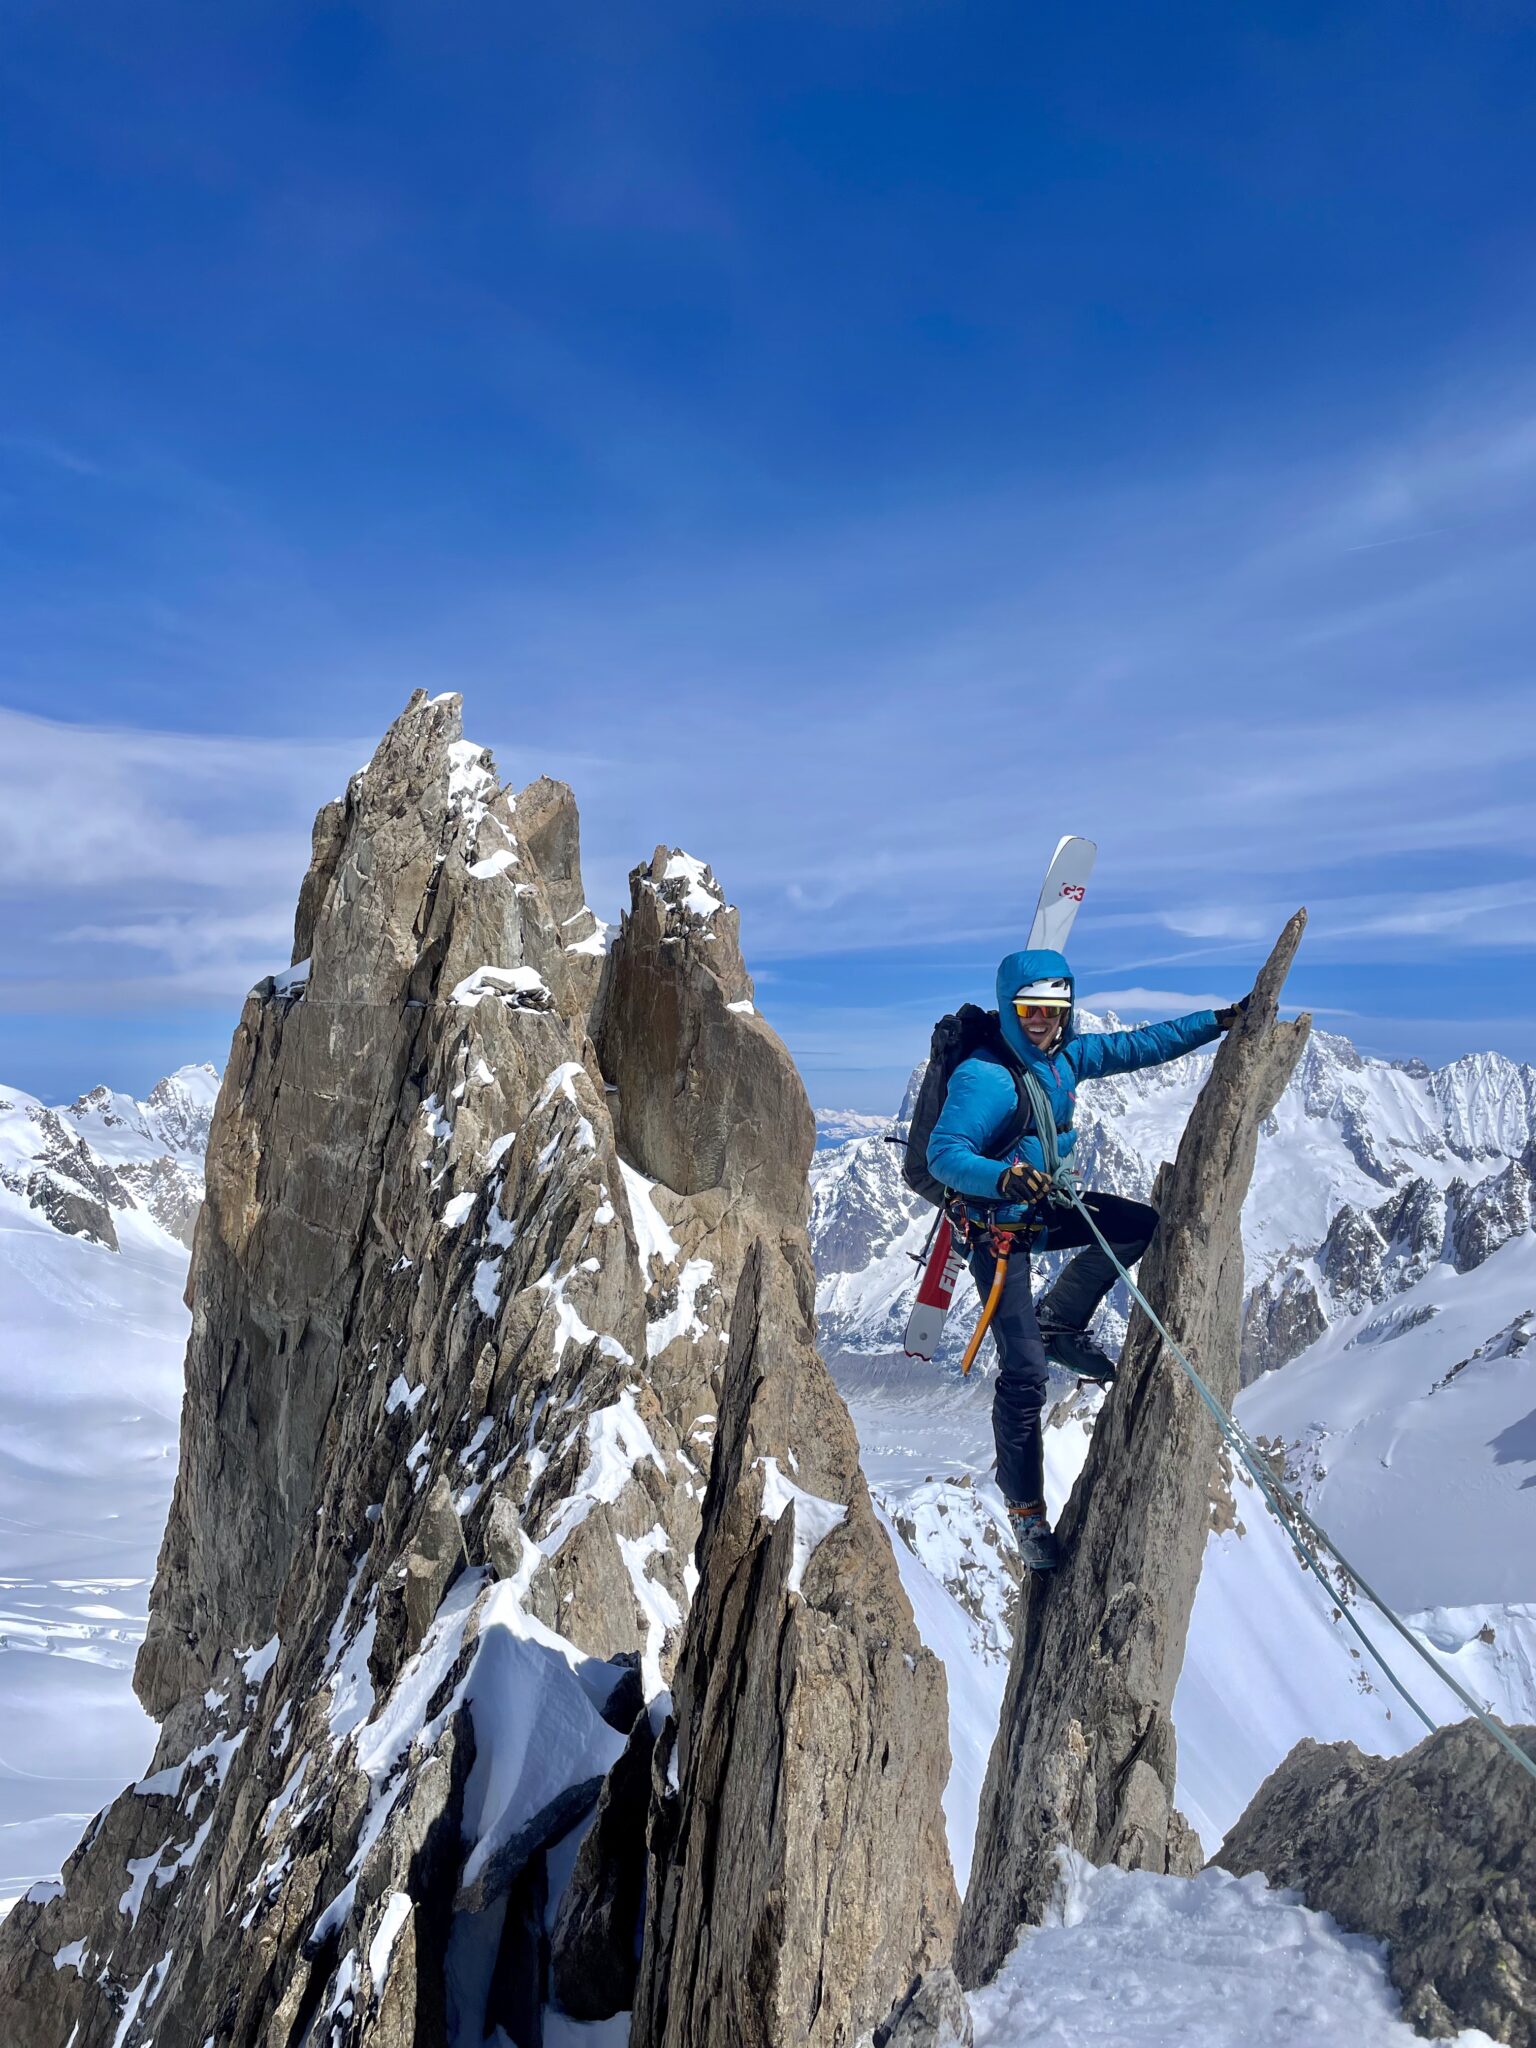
[0,1073,210,1913]
[970,1851,1499,2047]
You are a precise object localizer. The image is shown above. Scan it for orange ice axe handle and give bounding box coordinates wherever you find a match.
[959,1234,1011,1376]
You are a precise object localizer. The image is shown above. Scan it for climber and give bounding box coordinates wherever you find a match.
[926,946,1247,1570]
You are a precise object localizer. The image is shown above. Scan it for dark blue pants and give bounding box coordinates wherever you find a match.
[969,1193,1157,1507]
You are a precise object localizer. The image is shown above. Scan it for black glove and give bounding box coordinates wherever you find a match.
[997,1160,1053,1204]
[1214,993,1252,1031]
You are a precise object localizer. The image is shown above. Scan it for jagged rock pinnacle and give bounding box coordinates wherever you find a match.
[953,910,1311,1987]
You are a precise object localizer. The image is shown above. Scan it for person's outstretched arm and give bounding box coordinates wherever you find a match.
[1072,1008,1225,1081]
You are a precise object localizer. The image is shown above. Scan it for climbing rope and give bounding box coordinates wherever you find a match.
[1009,1067,1536,1786]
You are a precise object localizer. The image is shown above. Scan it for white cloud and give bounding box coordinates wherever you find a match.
[0,707,363,895]
[0,710,367,1023]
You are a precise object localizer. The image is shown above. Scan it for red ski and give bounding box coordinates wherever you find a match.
[903,1217,966,1361]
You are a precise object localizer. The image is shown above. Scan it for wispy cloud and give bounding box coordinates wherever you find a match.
[0,711,367,1026]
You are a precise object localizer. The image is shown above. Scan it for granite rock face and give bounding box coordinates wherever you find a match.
[633,1235,958,2048]
[1218,1721,1536,2044]
[1239,1262,1327,1383]
[953,912,1311,1988]
[600,847,814,1225]
[0,691,951,2048]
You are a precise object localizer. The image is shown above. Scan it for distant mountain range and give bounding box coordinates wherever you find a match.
[811,1012,1536,1370]
[0,1064,219,1252]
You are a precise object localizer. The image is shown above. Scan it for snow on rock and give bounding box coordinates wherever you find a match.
[365,1890,413,2001]
[269,958,310,1000]
[535,1260,632,1367]
[564,912,611,958]
[618,1160,681,1278]
[239,1635,279,1701]
[472,1258,502,1318]
[656,852,725,921]
[968,1852,1487,2048]
[537,1393,666,1555]
[450,965,553,1012]
[617,1527,682,1701]
[467,848,519,881]
[645,1256,714,1357]
[456,1581,627,1904]
[756,1455,848,1595]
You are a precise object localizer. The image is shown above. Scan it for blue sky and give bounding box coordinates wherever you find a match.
[3,2,1535,1110]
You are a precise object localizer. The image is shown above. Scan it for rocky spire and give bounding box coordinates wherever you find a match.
[631,1234,958,2048]
[953,912,1310,1988]
[0,692,952,2048]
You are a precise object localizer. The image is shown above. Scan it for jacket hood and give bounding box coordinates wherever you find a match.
[996,947,1076,1064]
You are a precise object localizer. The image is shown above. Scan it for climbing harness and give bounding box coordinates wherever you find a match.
[1009,1070,1536,1787]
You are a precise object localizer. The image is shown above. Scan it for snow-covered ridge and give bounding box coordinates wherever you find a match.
[0,1063,218,1255]
[813,1106,890,1150]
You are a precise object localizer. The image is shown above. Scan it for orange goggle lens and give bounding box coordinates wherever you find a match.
[1013,1000,1069,1020]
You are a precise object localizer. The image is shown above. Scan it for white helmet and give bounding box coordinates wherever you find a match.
[1012,976,1072,1010]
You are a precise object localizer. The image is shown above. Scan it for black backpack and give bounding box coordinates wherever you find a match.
[901,1005,1033,1207]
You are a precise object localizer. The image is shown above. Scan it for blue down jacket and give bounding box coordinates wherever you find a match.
[926,947,1223,1229]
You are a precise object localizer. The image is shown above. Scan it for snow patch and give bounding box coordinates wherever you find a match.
[619,1159,680,1275]
[756,1457,848,1595]
[473,1259,502,1318]
[535,1261,632,1367]
[617,1527,682,1700]
[467,848,518,881]
[659,852,725,919]
[450,966,551,1012]
[969,1850,1471,2047]
[240,1634,280,1699]
[539,1392,666,1554]
[367,1890,414,2000]
[647,1257,714,1356]
[271,957,310,999]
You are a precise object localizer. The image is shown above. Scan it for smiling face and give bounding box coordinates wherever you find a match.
[1013,1000,1068,1051]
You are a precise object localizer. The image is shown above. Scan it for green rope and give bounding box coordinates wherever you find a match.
[1009,1062,1536,1785]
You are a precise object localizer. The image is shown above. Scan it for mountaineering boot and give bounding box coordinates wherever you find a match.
[1007,1502,1062,1571]
[1038,1322,1117,1383]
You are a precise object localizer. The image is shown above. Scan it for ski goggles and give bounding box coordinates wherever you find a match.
[1012,998,1071,1020]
